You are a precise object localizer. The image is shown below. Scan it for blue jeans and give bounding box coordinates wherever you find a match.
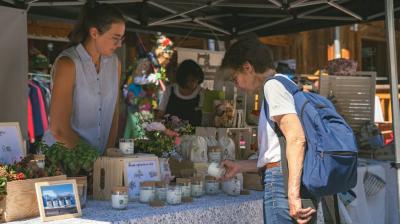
[263,166,296,224]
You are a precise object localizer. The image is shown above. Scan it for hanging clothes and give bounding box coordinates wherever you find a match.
[28,79,49,143]
[27,98,35,143]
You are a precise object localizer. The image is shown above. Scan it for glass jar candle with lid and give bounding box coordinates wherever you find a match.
[33,154,45,169]
[119,138,134,155]
[176,178,191,198]
[155,181,168,201]
[111,186,129,210]
[205,176,219,195]
[223,178,241,196]
[139,181,156,203]
[208,146,222,163]
[207,162,226,178]
[191,177,204,197]
[166,184,182,205]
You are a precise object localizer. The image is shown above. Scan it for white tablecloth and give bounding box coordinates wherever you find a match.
[8,191,264,224]
[340,159,399,224]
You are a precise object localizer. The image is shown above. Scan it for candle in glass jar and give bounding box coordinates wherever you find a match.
[166,184,182,205]
[223,178,241,196]
[191,178,204,197]
[205,176,219,195]
[111,186,129,210]
[208,146,222,163]
[176,178,191,198]
[207,162,225,178]
[155,181,168,201]
[140,181,155,203]
[119,139,134,155]
[33,154,45,169]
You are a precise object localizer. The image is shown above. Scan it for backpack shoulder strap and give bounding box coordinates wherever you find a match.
[262,78,289,195]
[269,75,301,96]
[262,75,300,125]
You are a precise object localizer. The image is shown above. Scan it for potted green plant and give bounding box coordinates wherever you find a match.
[40,140,99,208]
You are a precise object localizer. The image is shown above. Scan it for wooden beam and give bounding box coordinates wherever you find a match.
[28,18,73,38]
[259,35,292,46]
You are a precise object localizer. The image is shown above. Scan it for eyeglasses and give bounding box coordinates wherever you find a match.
[111,35,125,45]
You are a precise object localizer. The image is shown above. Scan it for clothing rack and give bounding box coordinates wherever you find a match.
[28,72,51,78]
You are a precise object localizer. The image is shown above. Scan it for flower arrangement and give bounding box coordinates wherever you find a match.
[123,33,176,140]
[135,115,194,158]
[0,155,48,197]
[161,114,195,136]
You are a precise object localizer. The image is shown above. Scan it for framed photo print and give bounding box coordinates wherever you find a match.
[35,179,82,221]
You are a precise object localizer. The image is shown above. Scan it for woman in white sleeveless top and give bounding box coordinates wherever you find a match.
[47,3,125,154]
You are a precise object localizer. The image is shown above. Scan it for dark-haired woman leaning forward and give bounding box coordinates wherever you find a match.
[43,3,125,154]
[157,59,204,126]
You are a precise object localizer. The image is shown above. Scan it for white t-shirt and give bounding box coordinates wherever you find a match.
[158,83,202,111]
[257,74,297,168]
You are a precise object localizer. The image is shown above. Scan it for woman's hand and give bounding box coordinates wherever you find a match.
[220,160,241,180]
[288,196,316,224]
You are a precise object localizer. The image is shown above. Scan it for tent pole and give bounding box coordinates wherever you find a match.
[385,0,400,219]
[334,26,341,59]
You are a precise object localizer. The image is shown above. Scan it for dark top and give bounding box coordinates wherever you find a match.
[165,86,202,126]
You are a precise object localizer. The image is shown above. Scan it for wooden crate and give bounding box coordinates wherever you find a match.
[92,155,159,200]
[0,175,66,222]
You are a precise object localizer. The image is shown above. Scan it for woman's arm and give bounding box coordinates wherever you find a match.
[107,59,122,148]
[274,113,315,223]
[49,57,80,148]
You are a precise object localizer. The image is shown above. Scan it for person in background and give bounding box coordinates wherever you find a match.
[276,62,295,81]
[219,34,316,224]
[157,59,204,126]
[44,3,125,154]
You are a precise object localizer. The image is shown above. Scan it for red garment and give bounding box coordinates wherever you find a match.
[27,98,35,143]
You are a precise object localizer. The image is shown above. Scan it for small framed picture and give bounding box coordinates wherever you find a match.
[35,179,82,221]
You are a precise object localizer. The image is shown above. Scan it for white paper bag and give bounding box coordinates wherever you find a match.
[219,136,236,161]
[190,136,208,163]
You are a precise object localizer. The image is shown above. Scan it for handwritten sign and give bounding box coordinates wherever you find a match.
[124,157,160,200]
[0,122,24,164]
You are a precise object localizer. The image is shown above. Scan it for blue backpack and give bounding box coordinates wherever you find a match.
[263,75,358,198]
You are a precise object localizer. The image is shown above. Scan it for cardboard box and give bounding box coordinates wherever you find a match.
[0,175,66,222]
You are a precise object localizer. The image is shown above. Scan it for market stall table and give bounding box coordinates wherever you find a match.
[8,191,264,224]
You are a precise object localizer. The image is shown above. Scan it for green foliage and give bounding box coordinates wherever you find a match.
[41,140,99,177]
[0,177,7,196]
[135,131,175,157]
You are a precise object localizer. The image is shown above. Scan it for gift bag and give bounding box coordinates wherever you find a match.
[179,135,196,160]
[219,136,235,161]
[190,136,208,163]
